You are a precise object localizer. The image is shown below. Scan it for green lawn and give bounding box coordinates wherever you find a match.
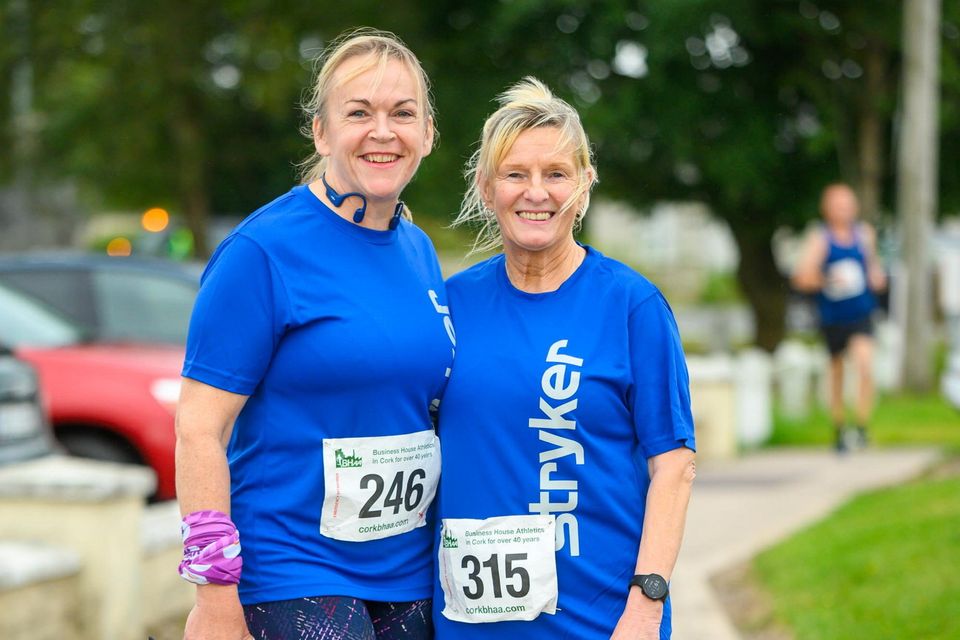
[753,470,960,639]
[770,393,960,452]
[755,393,960,638]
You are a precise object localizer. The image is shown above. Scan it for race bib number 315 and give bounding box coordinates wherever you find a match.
[320,430,440,542]
[439,515,558,623]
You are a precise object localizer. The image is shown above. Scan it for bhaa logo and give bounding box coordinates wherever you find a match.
[442,527,458,548]
[335,448,362,468]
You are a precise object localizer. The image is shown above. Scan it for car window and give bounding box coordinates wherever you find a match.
[92,270,197,343]
[0,284,83,348]
[0,270,97,332]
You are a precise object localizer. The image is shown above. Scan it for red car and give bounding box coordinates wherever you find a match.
[16,343,183,499]
[0,261,194,500]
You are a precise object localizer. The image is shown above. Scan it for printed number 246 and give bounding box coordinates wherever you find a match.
[358,469,426,518]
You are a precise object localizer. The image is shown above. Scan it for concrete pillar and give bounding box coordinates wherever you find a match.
[687,355,738,459]
[0,456,155,640]
[0,541,81,640]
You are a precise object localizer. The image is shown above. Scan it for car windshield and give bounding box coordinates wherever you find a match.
[0,283,84,348]
[92,269,197,343]
[0,258,200,345]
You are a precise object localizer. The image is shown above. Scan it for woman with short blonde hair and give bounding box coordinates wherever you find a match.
[176,28,450,640]
[300,29,436,185]
[455,76,597,253]
[434,78,695,640]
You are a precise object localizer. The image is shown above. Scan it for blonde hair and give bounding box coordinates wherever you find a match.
[298,28,436,187]
[453,77,598,254]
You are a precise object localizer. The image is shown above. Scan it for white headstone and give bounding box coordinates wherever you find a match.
[774,340,815,419]
[735,348,773,447]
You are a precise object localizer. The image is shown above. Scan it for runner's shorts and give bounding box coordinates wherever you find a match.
[820,315,874,356]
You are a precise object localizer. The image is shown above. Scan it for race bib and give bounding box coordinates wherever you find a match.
[320,430,440,542]
[439,515,558,623]
[824,258,866,300]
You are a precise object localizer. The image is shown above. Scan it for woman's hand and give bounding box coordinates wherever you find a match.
[609,592,663,640]
[183,584,253,640]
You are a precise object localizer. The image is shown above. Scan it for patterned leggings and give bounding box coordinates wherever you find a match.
[243,596,432,640]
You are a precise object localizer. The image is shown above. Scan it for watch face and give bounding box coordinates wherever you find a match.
[643,575,668,599]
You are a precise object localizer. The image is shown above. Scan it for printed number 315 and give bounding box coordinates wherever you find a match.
[462,553,530,600]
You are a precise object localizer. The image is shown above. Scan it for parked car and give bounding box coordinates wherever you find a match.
[0,252,200,344]
[0,272,187,499]
[0,345,56,465]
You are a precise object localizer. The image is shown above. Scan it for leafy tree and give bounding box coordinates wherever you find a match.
[433,0,949,350]
[18,1,314,254]
[4,1,958,351]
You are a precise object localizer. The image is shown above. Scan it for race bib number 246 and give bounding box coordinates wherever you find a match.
[320,430,440,542]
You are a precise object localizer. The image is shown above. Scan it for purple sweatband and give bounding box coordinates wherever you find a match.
[178,510,242,585]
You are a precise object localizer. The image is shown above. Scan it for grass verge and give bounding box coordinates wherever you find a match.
[748,461,960,640]
[770,393,960,452]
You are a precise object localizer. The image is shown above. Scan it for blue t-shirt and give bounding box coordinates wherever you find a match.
[817,224,876,325]
[434,246,695,640]
[182,185,455,605]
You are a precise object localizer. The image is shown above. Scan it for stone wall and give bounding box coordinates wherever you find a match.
[0,457,191,640]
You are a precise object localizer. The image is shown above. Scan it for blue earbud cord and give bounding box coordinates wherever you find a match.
[321,173,405,230]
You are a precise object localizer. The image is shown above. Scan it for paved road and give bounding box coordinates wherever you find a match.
[670,447,942,640]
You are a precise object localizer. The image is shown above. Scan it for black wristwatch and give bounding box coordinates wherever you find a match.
[629,573,669,601]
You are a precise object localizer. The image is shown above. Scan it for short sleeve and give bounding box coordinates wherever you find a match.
[182,234,292,395]
[628,291,696,458]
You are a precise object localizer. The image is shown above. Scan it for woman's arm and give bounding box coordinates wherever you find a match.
[176,377,252,640]
[791,229,828,293]
[611,446,696,640]
[861,223,888,293]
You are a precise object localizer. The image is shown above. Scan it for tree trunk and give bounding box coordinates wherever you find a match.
[898,0,941,391]
[857,40,888,223]
[832,97,859,187]
[172,108,211,258]
[161,1,210,258]
[730,225,787,352]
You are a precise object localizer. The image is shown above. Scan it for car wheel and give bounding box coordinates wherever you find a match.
[57,430,143,466]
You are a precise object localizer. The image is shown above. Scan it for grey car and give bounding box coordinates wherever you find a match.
[0,345,55,465]
[0,252,200,345]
